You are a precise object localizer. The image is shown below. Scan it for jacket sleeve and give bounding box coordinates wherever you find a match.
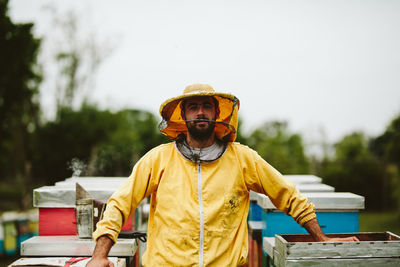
[241,145,316,226]
[92,148,161,243]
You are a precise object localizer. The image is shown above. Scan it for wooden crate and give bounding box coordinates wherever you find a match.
[274,232,400,266]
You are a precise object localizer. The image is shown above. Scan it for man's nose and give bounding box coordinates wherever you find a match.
[197,105,206,115]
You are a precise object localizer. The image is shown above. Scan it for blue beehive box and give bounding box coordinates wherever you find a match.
[248,177,334,222]
[249,191,263,221]
[256,192,365,238]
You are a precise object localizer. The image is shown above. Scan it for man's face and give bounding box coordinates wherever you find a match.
[182,96,217,141]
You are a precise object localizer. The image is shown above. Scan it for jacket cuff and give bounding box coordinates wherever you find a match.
[92,229,118,244]
[298,212,317,226]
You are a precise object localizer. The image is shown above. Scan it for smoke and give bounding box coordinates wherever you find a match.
[68,158,87,177]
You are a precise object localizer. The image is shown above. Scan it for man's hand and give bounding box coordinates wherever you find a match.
[303,218,360,242]
[323,236,360,242]
[86,235,114,267]
[86,257,114,267]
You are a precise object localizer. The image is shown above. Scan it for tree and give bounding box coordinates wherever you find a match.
[0,0,41,210]
[318,132,386,210]
[32,105,168,185]
[370,114,400,213]
[40,6,112,116]
[32,105,116,185]
[371,115,400,166]
[29,6,114,186]
[89,109,168,176]
[246,121,310,174]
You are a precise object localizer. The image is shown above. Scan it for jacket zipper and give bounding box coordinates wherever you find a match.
[197,162,204,266]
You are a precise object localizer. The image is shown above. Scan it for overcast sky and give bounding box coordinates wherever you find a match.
[9,0,400,147]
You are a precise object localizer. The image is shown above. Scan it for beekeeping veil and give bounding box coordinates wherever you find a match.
[159,84,240,142]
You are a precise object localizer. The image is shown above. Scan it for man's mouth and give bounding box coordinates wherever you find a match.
[196,121,208,127]
[187,118,207,123]
[193,118,210,126]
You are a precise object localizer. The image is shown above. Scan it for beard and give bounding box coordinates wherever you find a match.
[186,117,216,142]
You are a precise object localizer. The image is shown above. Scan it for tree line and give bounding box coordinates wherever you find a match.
[1,0,399,216]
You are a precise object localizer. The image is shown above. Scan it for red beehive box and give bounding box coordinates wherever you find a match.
[34,177,134,236]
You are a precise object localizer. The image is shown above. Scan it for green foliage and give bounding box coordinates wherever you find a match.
[32,105,114,185]
[309,114,400,212]
[370,115,400,213]
[32,105,168,185]
[318,132,393,210]
[359,211,400,235]
[246,121,310,174]
[48,8,111,113]
[91,109,168,176]
[335,132,370,160]
[0,0,41,209]
[0,183,23,210]
[371,115,400,166]
[386,164,400,215]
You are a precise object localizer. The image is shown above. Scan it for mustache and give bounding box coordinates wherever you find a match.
[184,118,215,123]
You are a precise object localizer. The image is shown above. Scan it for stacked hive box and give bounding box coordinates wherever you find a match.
[33,177,134,235]
[17,177,138,267]
[0,210,38,256]
[257,192,364,236]
[247,175,365,267]
[248,175,334,222]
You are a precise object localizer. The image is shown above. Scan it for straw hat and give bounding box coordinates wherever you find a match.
[159,84,240,142]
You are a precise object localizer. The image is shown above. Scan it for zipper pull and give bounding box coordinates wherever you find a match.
[191,153,200,163]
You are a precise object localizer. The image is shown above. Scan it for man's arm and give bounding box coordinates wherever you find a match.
[86,235,114,267]
[303,218,359,242]
[242,147,359,242]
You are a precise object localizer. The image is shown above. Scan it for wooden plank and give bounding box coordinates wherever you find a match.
[8,256,124,266]
[21,236,136,256]
[263,237,275,258]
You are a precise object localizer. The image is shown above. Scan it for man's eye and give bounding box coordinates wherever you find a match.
[203,103,213,109]
[188,105,198,110]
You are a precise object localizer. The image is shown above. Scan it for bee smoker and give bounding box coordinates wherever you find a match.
[75,183,105,239]
[75,198,93,238]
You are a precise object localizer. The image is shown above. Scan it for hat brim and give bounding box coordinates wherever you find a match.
[159,91,239,118]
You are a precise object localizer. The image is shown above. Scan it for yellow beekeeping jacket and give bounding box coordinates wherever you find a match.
[93,142,316,266]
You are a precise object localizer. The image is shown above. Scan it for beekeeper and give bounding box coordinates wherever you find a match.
[87,84,358,267]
